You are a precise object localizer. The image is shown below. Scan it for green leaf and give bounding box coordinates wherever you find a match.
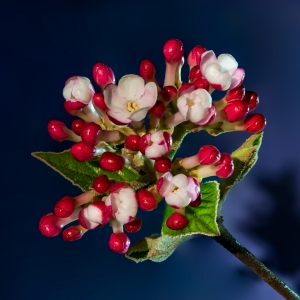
[162,181,220,237]
[219,132,263,204]
[32,150,141,192]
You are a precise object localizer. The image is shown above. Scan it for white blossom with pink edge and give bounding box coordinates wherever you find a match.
[105,186,138,224]
[157,172,200,208]
[200,51,245,91]
[103,74,157,124]
[63,76,95,108]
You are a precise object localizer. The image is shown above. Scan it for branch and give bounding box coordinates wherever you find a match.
[214,218,300,300]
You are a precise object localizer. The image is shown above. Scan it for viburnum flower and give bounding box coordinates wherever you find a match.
[157,172,200,208]
[200,51,245,90]
[103,74,157,124]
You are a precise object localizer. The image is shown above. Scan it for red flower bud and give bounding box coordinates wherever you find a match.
[81,122,101,146]
[198,145,221,165]
[99,152,125,172]
[189,65,203,83]
[92,174,111,193]
[148,101,166,118]
[189,193,202,208]
[214,153,234,178]
[242,91,259,112]
[163,38,184,63]
[93,93,108,112]
[193,78,210,91]
[187,45,207,68]
[137,189,157,212]
[124,218,142,233]
[166,212,189,230]
[125,135,141,151]
[160,86,177,103]
[54,196,76,218]
[109,182,128,193]
[71,119,85,136]
[178,83,196,97]
[39,213,61,237]
[224,100,249,123]
[154,157,172,173]
[108,232,130,254]
[70,142,95,162]
[47,120,69,142]
[62,226,84,242]
[139,133,151,155]
[92,62,115,89]
[226,84,245,102]
[139,59,156,81]
[244,114,266,133]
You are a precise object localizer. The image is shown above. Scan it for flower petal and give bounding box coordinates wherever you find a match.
[107,109,132,124]
[165,189,191,208]
[204,63,232,90]
[177,95,189,119]
[104,84,127,112]
[200,50,217,75]
[86,204,102,223]
[63,80,75,100]
[229,68,245,89]
[71,78,93,104]
[172,174,189,188]
[118,188,137,207]
[129,107,149,121]
[151,131,164,144]
[118,74,145,100]
[217,54,238,75]
[158,172,175,197]
[145,144,166,159]
[137,82,157,109]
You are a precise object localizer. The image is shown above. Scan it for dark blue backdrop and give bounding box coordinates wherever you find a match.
[1,0,300,299]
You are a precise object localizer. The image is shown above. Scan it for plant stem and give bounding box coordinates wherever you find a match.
[214,218,300,300]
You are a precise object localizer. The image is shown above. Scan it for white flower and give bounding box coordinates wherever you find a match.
[104,74,157,124]
[177,88,216,125]
[200,51,245,91]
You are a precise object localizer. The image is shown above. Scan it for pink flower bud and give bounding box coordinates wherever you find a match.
[244,114,266,132]
[163,38,184,63]
[108,232,130,254]
[139,59,156,81]
[62,225,86,242]
[193,78,210,91]
[125,135,141,152]
[86,201,110,225]
[189,193,202,208]
[137,189,157,212]
[242,91,259,112]
[70,141,95,162]
[189,65,203,83]
[81,122,102,146]
[198,145,221,165]
[154,157,172,173]
[93,93,108,112]
[109,182,129,193]
[99,152,125,172]
[71,119,85,136]
[124,218,142,233]
[78,207,102,229]
[214,153,234,178]
[226,84,245,102]
[178,83,197,97]
[148,101,166,118]
[187,45,207,68]
[54,196,75,218]
[166,212,189,230]
[92,62,115,89]
[160,86,177,103]
[92,174,111,193]
[47,120,69,142]
[224,100,249,123]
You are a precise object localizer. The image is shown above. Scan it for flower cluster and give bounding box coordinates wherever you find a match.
[40,38,266,254]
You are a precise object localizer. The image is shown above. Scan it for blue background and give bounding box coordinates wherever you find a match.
[1,0,300,299]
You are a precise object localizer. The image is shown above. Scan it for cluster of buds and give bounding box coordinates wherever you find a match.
[40,38,266,254]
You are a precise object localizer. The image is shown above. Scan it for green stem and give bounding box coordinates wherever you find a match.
[215,218,300,300]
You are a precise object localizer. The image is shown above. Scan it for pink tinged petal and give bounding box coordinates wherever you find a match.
[86,204,103,224]
[81,208,99,229]
[129,107,149,121]
[194,105,216,125]
[171,174,189,189]
[187,177,200,201]
[138,82,157,109]
[165,190,191,208]
[107,110,132,124]
[187,104,208,123]
[63,80,76,100]
[229,68,245,89]
[71,78,93,104]
[200,50,217,75]
[145,144,166,159]
[177,95,189,119]
[103,84,127,112]
[204,63,232,90]
[118,74,145,100]
[217,54,238,75]
[118,188,137,208]
[151,131,165,144]
[157,172,176,197]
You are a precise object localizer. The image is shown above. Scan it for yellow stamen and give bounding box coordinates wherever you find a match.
[173,188,179,194]
[127,101,140,112]
[187,99,194,107]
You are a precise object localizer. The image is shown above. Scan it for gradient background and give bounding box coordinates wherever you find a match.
[1,0,300,299]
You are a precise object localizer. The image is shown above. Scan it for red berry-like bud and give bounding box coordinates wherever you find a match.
[244,114,266,133]
[99,152,125,172]
[224,100,249,123]
[163,132,172,153]
[54,196,75,218]
[226,84,245,102]
[193,78,210,91]
[65,100,87,110]
[71,119,85,136]
[62,226,83,242]
[92,62,115,89]
[81,122,101,146]
[109,182,128,193]
[187,45,207,68]
[154,157,172,173]
[178,83,196,97]
[198,145,221,165]
[189,65,203,83]
[47,120,68,142]
[125,135,141,151]
[139,59,156,81]
[160,86,177,103]
[108,232,130,254]
[93,93,108,112]
[166,212,189,230]
[148,101,166,118]
[39,213,61,237]
[124,218,142,233]
[242,91,259,112]
[139,133,151,155]
[70,142,95,162]
[189,193,202,208]
[92,174,111,193]
[214,153,234,178]
[163,39,184,63]
[137,189,157,212]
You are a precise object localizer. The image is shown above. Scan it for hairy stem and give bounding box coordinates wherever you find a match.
[214,218,300,300]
